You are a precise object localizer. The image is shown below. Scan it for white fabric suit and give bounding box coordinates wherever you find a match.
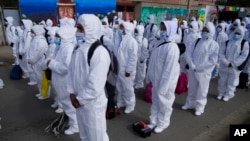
[27,25,48,91]
[215,22,228,48]
[19,19,36,81]
[48,26,78,130]
[134,25,149,88]
[146,21,180,132]
[184,22,219,115]
[101,17,113,40]
[144,15,159,49]
[116,22,138,113]
[218,27,249,101]
[67,14,110,141]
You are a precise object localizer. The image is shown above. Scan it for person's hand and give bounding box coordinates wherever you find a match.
[228,63,232,68]
[46,60,51,67]
[125,72,130,77]
[70,94,81,109]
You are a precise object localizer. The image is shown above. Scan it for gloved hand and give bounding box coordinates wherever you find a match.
[190,63,196,71]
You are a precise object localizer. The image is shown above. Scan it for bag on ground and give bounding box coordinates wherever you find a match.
[9,65,22,80]
[144,82,152,103]
[132,121,152,138]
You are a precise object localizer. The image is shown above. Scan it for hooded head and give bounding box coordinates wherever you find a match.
[189,17,196,23]
[16,26,24,37]
[198,20,203,31]
[189,21,199,33]
[232,26,245,41]
[243,17,250,24]
[4,17,14,26]
[233,19,241,27]
[77,14,102,44]
[31,25,45,36]
[56,25,77,45]
[181,20,188,29]
[148,15,155,24]
[201,22,215,39]
[161,20,178,40]
[21,19,33,31]
[101,17,109,28]
[121,21,135,36]
[135,25,144,37]
[45,19,53,29]
[216,22,226,33]
[48,26,59,44]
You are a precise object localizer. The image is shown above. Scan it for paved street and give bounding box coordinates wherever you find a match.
[0,45,250,141]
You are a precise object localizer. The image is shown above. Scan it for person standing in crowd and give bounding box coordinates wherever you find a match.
[19,19,37,85]
[134,25,149,89]
[184,21,201,50]
[144,15,159,49]
[46,25,79,135]
[116,21,138,114]
[27,25,48,99]
[182,22,219,116]
[67,14,110,141]
[218,27,249,101]
[146,20,180,133]
[101,17,113,40]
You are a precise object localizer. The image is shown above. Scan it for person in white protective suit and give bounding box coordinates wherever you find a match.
[112,18,123,57]
[101,17,113,40]
[227,19,241,39]
[46,25,79,135]
[184,21,201,50]
[4,17,19,65]
[14,26,23,65]
[116,21,138,114]
[67,14,110,141]
[182,22,219,115]
[240,21,250,41]
[197,20,204,35]
[144,15,159,49]
[19,19,37,85]
[180,20,189,43]
[146,20,180,133]
[218,27,249,102]
[134,25,149,89]
[27,25,48,98]
[213,22,229,78]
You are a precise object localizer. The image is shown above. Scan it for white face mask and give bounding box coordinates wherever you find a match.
[76,32,85,42]
[160,31,168,39]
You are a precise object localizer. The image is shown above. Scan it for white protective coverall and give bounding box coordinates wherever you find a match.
[218,27,249,101]
[15,26,23,65]
[27,25,48,92]
[19,19,36,82]
[181,20,189,43]
[144,15,159,47]
[134,25,149,88]
[5,17,18,65]
[116,22,138,113]
[184,22,219,115]
[101,17,113,40]
[184,21,201,49]
[215,22,228,47]
[67,14,110,141]
[146,20,180,132]
[112,19,123,57]
[48,26,78,131]
[227,19,241,39]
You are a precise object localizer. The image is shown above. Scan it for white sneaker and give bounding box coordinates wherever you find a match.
[22,75,28,79]
[154,127,166,133]
[55,108,64,114]
[51,102,58,108]
[181,105,194,110]
[27,81,37,86]
[124,107,134,114]
[222,96,231,102]
[195,111,203,116]
[35,93,41,97]
[217,95,223,100]
[64,126,79,135]
[38,95,49,100]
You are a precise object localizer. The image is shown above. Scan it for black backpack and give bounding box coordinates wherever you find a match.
[156,41,186,55]
[88,39,119,75]
[225,39,250,71]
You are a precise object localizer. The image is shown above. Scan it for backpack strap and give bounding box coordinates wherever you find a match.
[87,40,102,66]
[194,38,201,49]
[157,41,171,48]
[100,35,104,45]
[240,39,247,54]
[150,24,154,33]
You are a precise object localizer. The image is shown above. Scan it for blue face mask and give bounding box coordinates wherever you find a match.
[118,29,123,37]
[134,33,139,37]
[160,31,167,39]
[233,34,241,41]
[201,32,209,39]
[54,37,61,45]
[216,27,222,32]
[76,32,85,41]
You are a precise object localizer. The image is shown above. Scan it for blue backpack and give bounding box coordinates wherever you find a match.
[10,65,22,80]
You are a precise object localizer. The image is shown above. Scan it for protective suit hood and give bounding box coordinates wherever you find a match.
[234,26,245,38]
[45,19,53,29]
[163,20,178,40]
[32,25,45,36]
[56,25,77,45]
[48,26,59,36]
[233,19,241,27]
[101,17,109,25]
[198,20,203,31]
[122,22,135,36]
[77,14,102,44]
[218,22,226,32]
[22,19,33,31]
[136,25,144,36]
[148,15,155,24]
[205,22,215,39]
[190,21,199,33]
[5,17,14,25]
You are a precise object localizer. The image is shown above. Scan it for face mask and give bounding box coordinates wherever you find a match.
[20,25,25,30]
[160,31,167,39]
[134,33,139,37]
[217,27,222,32]
[201,32,209,39]
[54,37,61,45]
[76,32,85,41]
[118,29,123,37]
[233,34,241,41]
